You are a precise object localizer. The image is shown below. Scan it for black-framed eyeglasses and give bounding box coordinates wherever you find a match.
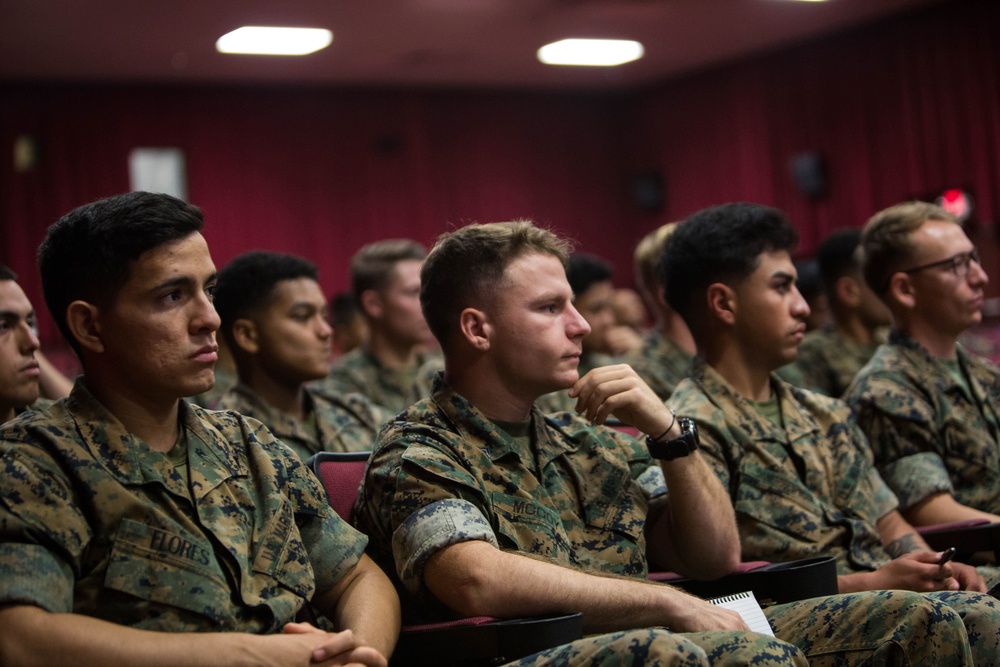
[883,247,982,292]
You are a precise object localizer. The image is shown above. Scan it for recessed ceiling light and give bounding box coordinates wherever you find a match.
[216,27,333,56]
[537,39,644,67]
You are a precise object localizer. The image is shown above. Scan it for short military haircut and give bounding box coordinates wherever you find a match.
[38,191,204,354]
[0,263,16,282]
[816,228,863,299]
[214,250,320,349]
[861,201,958,296]
[567,253,612,299]
[350,239,426,304]
[421,220,572,352]
[634,223,677,302]
[662,202,798,327]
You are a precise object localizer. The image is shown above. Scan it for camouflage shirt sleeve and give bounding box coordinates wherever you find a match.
[850,376,954,511]
[391,498,498,595]
[0,438,86,612]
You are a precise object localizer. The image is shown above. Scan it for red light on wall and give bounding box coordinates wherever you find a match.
[936,188,972,222]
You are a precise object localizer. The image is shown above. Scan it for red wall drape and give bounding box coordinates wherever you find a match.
[629,0,1000,252]
[3,0,1000,349]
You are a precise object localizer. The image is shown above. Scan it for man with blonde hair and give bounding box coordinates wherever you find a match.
[846,201,1000,526]
[315,239,439,415]
[622,223,696,400]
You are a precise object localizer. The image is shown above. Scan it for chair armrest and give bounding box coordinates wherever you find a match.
[392,612,583,667]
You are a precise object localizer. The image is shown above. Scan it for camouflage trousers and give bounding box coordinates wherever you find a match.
[767,589,976,667]
[505,627,806,666]
[925,590,1000,667]
[507,589,981,666]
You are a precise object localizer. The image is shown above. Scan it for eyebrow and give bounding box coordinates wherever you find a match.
[151,271,218,293]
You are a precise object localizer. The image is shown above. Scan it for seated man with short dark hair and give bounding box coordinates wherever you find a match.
[0,263,43,424]
[214,250,388,459]
[664,202,1000,665]
[0,192,398,667]
[355,219,977,667]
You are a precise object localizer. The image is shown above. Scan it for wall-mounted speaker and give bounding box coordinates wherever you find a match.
[631,170,664,214]
[790,152,827,199]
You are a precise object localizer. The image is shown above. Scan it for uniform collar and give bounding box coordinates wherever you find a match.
[67,379,247,498]
[690,358,821,444]
[429,373,576,467]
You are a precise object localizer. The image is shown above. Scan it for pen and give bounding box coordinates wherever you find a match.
[938,547,957,565]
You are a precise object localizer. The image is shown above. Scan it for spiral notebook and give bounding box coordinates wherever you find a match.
[709,591,774,636]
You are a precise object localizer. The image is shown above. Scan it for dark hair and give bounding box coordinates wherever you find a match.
[662,202,798,327]
[567,253,612,298]
[351,239,426,305]
[38,191,204,353]
[816,228,862,299]
[794,258,822,302]
[330,291,358,327]
[421,221,571,352]
[0,263,16,281]
[214,250,319,349]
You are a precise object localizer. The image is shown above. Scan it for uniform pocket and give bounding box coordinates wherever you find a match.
[104,518,232,624]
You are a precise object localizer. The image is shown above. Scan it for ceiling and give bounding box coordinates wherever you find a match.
[1,0,945,90]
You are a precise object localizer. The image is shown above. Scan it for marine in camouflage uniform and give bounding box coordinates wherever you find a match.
[0,380,367,632]
[313,345,442,415]
[356,373,976,667]
[217,382,386,460]
[776,325,885,397]
[670,359,1000,664]
[622,329,694,402]
[845,330,1000,516]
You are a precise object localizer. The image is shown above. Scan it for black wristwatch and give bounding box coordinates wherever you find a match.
[646,417,700,460]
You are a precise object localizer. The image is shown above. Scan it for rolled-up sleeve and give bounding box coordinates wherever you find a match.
[392,498,498,595]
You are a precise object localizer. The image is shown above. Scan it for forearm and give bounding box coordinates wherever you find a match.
[317,555,400,659]
[424,540,703,634]
[646,453,741,578]
[0,605,271,667]
[905,492,1000,527]
[877,510,931,556]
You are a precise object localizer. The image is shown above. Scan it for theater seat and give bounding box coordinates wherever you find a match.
[306,451,583,666]
[917,519,1000,563]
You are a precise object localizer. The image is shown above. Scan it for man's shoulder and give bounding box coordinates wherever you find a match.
[849,340,939,404]
[1,397,79,446]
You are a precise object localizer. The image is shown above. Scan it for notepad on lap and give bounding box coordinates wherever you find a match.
[710,591,774,636]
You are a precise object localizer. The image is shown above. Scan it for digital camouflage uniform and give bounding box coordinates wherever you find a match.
[622,329,694,401]
[0,380,366,633]
[670,359,1000,664]
[355,373,975,667]
[845,330,1000,514]
[313,345,442,415]
[217,382,388,460]
[776,326,885,398]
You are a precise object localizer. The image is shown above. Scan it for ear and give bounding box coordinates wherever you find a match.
[458,308,491,352]
[706,283,737,326]
[66,300,104,354]
[888,272,916,310]
[359,289,383,320]
[836,275,861,308]
[231,318,260,355]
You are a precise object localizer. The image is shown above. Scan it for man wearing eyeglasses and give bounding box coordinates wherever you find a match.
[845,201,1000,529]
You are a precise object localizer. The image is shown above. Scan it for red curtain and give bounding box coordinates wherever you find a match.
[629,0,1000,253]
[1,87,635,346]
[3,0,1000,350]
